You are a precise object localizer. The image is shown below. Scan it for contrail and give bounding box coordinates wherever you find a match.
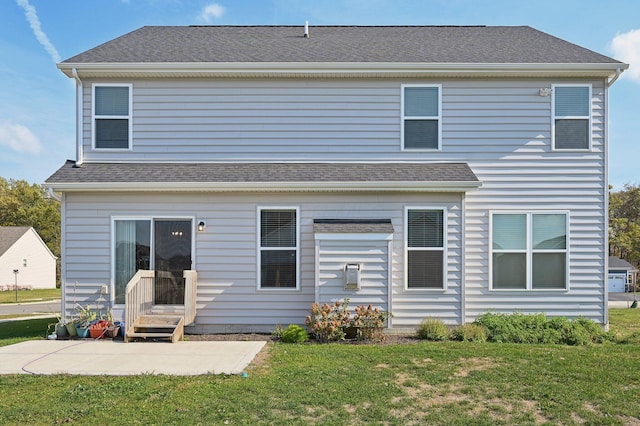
[16,0,62,64]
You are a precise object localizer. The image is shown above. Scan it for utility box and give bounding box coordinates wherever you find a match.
[344,263,361,290]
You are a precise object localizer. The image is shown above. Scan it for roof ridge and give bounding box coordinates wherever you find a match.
[186,25,491,28]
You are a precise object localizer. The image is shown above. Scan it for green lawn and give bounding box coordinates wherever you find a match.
[0,317,57,341]
[0,289,60,304]
[0,310,639,425]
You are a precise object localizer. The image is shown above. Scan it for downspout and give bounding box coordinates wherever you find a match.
[607,67,623,88]
[71,68,83,167]
[603,67,624,329]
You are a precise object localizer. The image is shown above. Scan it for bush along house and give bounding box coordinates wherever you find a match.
[45,25,627,338]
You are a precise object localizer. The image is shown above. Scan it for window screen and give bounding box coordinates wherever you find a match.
[554,86,589,150]
[403,86,440,150]
[94,85,130,149]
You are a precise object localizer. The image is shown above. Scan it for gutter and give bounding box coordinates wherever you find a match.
[59,62,628,79]
[45,180,483,193]
[71,68,83,167]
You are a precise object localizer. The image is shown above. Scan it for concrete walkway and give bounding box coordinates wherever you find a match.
[0,339,266,376]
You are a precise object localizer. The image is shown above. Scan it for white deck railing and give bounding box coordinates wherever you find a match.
[183,270,197,326]
[124,270,154,341]
[124,269,197,340]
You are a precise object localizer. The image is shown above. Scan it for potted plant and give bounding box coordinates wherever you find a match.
[89,320,110,339]
[73,304,97,338]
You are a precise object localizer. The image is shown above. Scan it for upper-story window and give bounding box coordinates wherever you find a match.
[552,84,591,151]
[93,84,132,150]
[401,84,441,151]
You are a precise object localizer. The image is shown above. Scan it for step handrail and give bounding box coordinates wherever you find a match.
[183,270,197,326]
[124,270,154,342]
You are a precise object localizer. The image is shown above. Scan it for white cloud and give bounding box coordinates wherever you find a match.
[199,3,225,23]
[16,0,61,64]
[611,29,640,83]
[0,122,43,154]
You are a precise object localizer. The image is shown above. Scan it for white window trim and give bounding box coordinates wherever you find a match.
[256,206,300,291]
[92,83,133,151]
[400,84,442,151]
[551,83,592,151]
[404,206,447,291]
[110,215,196,307]
[489,211,569,292]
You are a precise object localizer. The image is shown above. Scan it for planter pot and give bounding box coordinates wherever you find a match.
[105,326,120,339]
[66,323,78,337]
[89,324,108,339]
[75,325,90,338]
[55,323,68,338]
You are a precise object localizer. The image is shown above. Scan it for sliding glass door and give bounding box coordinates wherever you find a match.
[154,220,192,304]
[113,218,192,305]
[114,220,151,304]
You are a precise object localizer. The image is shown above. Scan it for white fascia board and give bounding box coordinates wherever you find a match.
[58,62,628,78]
[45,180,482,193]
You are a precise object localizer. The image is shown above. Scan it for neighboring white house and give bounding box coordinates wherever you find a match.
[608,256,637,293]
[45,25,628,332]
[0,226,56,290]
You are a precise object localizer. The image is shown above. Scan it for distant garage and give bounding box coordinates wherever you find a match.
[608,274,626,293]
[608,256,637,293]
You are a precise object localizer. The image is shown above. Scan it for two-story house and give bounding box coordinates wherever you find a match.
[46,25,627,335]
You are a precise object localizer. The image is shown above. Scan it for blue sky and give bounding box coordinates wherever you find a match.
[1,0,639,189]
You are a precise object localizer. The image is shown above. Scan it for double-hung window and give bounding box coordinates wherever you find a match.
[491,212,568,290]
[552,84,591,150]
[93,84,132,149]
[401,84,441,150]
[406,208,446,289]
[259,208,299,289]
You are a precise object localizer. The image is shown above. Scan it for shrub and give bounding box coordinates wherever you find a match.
[281,324,309,343]
[474,312,606,345]
[617,331,640,344]
[305,299,351,343]
[450,324,488,342]
[271,324,284,340]
[416,318,449,341]
[352,304,391,342]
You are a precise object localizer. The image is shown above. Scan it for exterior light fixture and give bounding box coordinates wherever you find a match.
[539,88,552,97]
[197,221,206,232]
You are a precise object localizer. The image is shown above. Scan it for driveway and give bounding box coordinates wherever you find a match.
[0,300,61,317]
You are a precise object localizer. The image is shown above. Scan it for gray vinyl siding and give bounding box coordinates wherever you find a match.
[80,78,605,162]
[72,77,608,326]
[62,192,462,332]
[316,239,390,311]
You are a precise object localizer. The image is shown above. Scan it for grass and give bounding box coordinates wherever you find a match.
[0,310,638,425]
[0,317,57,342]
[0,289,60,304]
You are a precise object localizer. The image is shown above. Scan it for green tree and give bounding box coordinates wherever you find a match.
[609,184,640,266]
[0,178,60,258]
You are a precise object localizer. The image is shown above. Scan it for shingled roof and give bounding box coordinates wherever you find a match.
[62,25,620,65]
[0,227,30,256]
[45,161,480,192]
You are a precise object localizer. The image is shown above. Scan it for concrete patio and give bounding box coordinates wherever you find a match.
[0,339,266,376]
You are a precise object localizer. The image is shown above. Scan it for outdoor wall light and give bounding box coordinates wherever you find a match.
[539,87,552,97]
[197,221,207,232]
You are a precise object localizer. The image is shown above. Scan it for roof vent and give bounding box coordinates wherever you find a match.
[304,21,309,38]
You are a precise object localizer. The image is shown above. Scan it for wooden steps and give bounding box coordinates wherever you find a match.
[125,314,184,343]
